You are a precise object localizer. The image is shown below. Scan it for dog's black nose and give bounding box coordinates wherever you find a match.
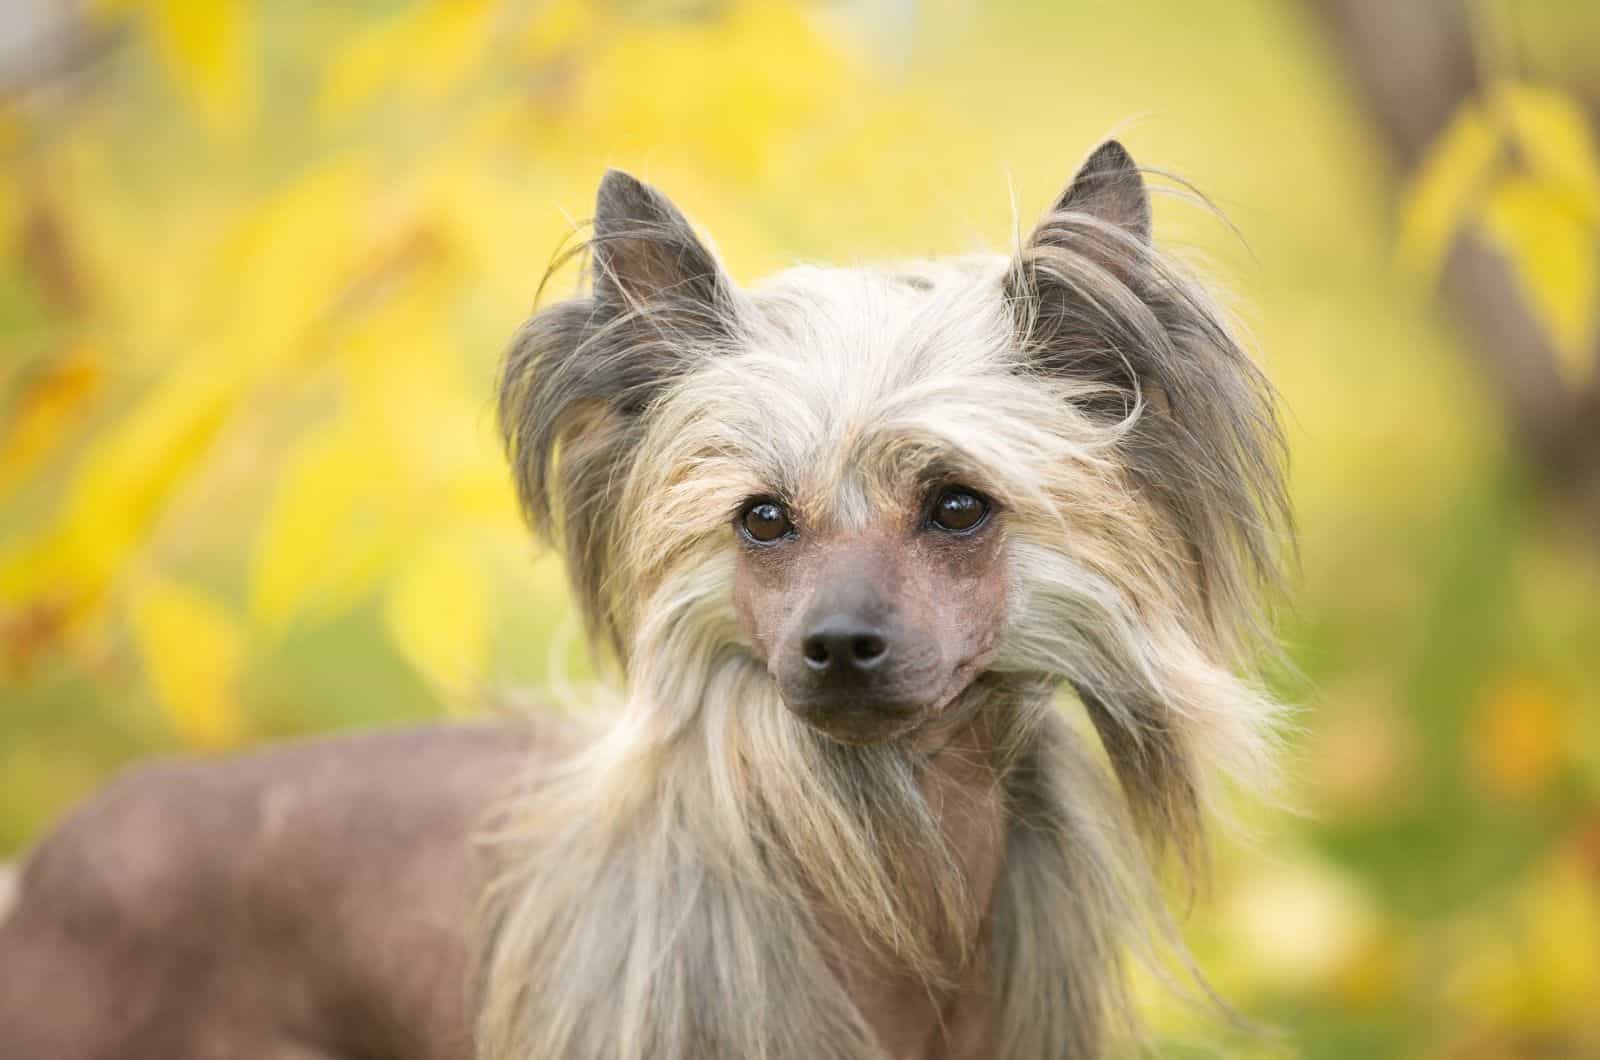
[802,618,889,675]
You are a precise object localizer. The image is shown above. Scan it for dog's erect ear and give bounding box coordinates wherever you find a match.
[1008,140,1161,396]
[1045,139,1151,244]
[593,169,731,314]
[501,170,740,662]
[1022,140,1151,284]
[1007,143,1290,862]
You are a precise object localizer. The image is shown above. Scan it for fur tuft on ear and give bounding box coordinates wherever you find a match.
[499,171,740,661]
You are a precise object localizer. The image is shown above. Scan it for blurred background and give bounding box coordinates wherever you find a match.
[2,0,1598,1056]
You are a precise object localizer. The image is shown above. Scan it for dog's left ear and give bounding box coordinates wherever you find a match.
[1020,139,1151,289]
[1006,140,1163,405]
[1007,143,1290,865]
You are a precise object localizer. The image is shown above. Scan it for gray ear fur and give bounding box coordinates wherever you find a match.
[1039,139,1152,246]
[1005,143,1291,862]
[592,169,731,312]
[500,171,739,662]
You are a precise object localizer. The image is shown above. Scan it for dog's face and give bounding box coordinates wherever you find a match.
[624,253,1033,745]
[502,144,1289,788]
[730,478,1008,744]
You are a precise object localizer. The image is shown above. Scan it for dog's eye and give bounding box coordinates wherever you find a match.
[740,500,793,543]
[930,488,989,533]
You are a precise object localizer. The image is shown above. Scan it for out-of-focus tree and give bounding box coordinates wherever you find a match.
[0,0,868,753]
[1317,0,1600,541]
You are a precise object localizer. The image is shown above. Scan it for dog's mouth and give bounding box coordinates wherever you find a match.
[780,693,929,746]
[777,660,986,746]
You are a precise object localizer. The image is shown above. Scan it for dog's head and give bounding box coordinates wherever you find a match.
[501,143,1288,826]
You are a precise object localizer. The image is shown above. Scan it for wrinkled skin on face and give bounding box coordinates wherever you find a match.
[732,491,1010,745]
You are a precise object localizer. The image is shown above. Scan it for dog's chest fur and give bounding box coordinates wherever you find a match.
[822,721,1006,1059]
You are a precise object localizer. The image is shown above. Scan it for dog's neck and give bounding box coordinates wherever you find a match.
[479,674,1069,1060]
[796,693,1012,1060]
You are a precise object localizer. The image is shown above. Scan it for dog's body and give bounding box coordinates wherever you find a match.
[0,142,1290,1059]
[0,725,525,1059]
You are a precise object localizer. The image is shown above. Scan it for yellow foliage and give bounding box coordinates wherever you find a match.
[1400,80,1600,387]
[3,356,245,611]
[251,425,409,633]
[1499,83,1600,224]
[1445,850,1600,1032]
[146,0,252,134]
[317,0,497,125]
[1482,175,1598,388]
[518,0,596,65]
[0,343,102,498]
[211,158,371,370]
[521,0,863,179]
[128,574,247,749]
[1395,98,1499,280]
[1468,676,1568,799]
[384,538,489,703]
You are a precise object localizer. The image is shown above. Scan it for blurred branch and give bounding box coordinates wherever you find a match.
[1316,0,1600,539]
[0,0,116,104]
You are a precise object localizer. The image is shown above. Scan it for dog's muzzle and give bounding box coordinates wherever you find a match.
[778,599,935,744]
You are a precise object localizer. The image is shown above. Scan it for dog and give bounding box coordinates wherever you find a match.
[0,141,1290,1059]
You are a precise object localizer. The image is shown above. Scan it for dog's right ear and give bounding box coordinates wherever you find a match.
[500,172,738,659]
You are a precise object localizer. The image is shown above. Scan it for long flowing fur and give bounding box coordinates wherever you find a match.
[480,158,1289,1059]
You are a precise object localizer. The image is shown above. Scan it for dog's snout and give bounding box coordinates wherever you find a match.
[774,555,939,743]
[802,618,889,675]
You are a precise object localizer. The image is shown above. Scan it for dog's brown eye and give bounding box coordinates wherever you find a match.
[931,488,988,533]
[741,501,793,543]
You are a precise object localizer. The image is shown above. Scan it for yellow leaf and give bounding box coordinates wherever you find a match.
[337,267,458,432]
[1446,850,1600,1027]
[1396,97,1500,280]
[1498,81,1600,224]
[128,575,246,749]
[208,158,369,370]
[0,342,102,498]
[516,0,595,64]
[316,11,419,125]
[317,0,494,125]
[384,538,488,702]
[250,425,408,632]
[12,356,247,611]
[538,0,862,179]
[1482,174,1599,388]
[147,0,251,134]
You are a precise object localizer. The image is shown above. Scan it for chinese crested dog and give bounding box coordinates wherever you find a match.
[477,140,1291,1059]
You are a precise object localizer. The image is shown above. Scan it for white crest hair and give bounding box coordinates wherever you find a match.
[480,151,1291,1059]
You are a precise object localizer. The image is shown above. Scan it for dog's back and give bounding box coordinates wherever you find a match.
[0,724,529,1060]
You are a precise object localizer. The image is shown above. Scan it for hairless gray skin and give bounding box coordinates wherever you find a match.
[0,725,526,1059]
